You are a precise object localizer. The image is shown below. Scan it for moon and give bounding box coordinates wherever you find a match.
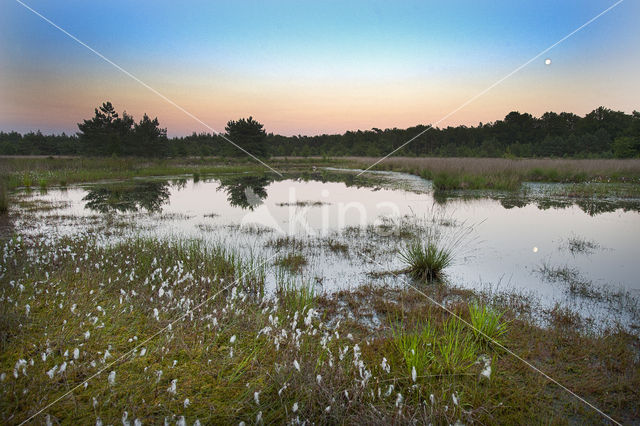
[544,58,552,65]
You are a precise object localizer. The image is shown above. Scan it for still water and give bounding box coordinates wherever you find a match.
[18,170,640,327]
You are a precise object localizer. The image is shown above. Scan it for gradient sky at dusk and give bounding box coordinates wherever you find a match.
[1,0,638,137]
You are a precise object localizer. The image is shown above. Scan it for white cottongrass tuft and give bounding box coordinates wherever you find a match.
[184,398,190,408]
[167,379,177,395]
[381,357,390,373]
[254,391,260,405]
[108,371,116,386]
[316,374,322,385]
[229,335,236,344]
[73,348,80,359]
[293,360,300,372]
[292,402,298,413]
[452,393,459,406]
[395,393,403,408]
[478,355,492,379]
[47,365,58,378]
[411,366,417,382]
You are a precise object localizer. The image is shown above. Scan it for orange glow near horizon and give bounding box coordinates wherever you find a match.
[1,0,638,137]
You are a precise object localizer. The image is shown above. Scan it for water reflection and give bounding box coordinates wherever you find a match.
[216,174,273,210]
[435,192,640,216]
[83,181,171,213]
[16,169,640,330]
[212,171,381,210]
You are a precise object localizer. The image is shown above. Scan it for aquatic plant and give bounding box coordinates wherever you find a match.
[277,278,316,314]
[400,239,453,282]
[275,253,307,274]
[325,238,349,255]
[565,235,600,254]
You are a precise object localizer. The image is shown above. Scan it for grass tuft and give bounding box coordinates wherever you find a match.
[400,240,453,282]
[275,253,307,274]
[433,316,479,374]
[391,319,435,376]
[468,303,509,348]
[277,279,315,314]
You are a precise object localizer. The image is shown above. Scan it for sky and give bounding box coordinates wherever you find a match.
[0,0,638,137]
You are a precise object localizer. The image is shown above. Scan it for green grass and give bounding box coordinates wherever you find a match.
[2,231,639,423]
[351,156,640,186]
[432,171,522,191]
[277,278,316,315]
[0,157,352,190]
[433,316,479,374]
[391,319,436,376]
[468,303,509,348]
[550,182,640,199]
[275,252,307,274]
[400,240,453,282]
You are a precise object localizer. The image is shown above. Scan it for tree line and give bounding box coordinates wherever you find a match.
[1,102,639,158]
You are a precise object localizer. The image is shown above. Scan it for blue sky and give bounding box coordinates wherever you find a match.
[1,0,638,136]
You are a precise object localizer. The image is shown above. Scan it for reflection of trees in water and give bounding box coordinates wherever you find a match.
[499,197,529,209]
[83,181,171,213]
[216,174,273,210]
[170,178,188,190]
[435,192,640,216]
[214,171,379,210]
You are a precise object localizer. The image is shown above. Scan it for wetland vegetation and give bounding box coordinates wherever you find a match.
[1,158,639,424]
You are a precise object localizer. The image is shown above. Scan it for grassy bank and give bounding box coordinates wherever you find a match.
[0,157,349,190]
[343,156,640,190]
[4,156,640,192]
[1,233,638,424]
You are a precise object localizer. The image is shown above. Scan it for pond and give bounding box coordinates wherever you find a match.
[15,169,640,330]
